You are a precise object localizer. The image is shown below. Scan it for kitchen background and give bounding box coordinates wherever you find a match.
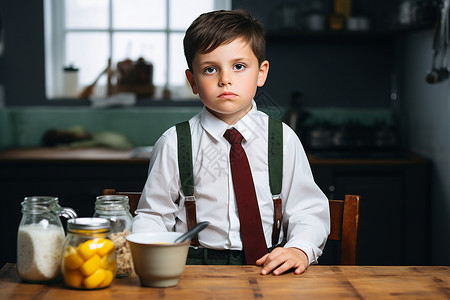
[0,0,449,266]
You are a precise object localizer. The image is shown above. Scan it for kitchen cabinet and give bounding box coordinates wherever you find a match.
[310,154,430,266]
[0,148,150,267]
[0,148,430,267]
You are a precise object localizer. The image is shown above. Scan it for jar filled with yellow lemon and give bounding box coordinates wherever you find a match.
[62,218,116,289]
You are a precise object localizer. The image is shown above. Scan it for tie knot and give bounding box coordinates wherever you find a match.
[224,128,243,144]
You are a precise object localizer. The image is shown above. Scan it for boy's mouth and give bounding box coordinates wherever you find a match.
[219,92,237,99]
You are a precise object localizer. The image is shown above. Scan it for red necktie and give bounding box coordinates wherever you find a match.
[224,128,268,264]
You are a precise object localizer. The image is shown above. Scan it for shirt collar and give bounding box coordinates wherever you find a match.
[200,100,259,142]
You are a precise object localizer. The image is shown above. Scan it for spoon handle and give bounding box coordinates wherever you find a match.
[174,221,210,243]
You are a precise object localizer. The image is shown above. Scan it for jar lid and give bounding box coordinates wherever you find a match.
[68,217,110,230]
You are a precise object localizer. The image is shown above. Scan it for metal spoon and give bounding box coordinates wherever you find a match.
[174,221,210,244]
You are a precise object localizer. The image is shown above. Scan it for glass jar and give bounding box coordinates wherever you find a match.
[93,195,133,277]
[17,196,77,283]
[62,218,116,289]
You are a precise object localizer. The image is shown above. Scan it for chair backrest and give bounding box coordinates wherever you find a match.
[103,189,141,217]
[104,189,360,264]
[328,194,361,265]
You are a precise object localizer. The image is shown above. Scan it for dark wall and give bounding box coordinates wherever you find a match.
[0,0,47,106]
[0,0,400,108]
[264,38,394,108]
[233,0,396,108]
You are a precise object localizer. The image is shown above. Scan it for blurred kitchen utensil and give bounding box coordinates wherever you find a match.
[79,59,110,98]
[304,0,326,31]
[271,3,300,31]
[116,57,155,97]
[426,0,449,84]
[346,16,371,31]
[62,65,79,98]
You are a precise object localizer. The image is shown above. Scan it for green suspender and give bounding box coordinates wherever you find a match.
[268,117,283,195]
[176,121,194,197]
[176,121,199,246]
[268,117,283,246]
[176,117,283,247]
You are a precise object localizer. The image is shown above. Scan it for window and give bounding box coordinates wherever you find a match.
[44,0,231,100]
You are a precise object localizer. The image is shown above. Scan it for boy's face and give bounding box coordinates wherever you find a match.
[185,38,269,125]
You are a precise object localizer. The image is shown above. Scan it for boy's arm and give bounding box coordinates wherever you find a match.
[258,124,330,274]
[281,127,330,265]
[132,130,182,233]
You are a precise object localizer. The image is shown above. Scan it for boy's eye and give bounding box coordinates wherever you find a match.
[233,64,246,71]
[204,67,217,74]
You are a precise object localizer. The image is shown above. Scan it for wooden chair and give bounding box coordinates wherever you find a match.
[328,194,361,265]
[103,189,141,217]
[104,189,360,264]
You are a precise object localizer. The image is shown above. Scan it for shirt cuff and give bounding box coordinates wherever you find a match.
[284,240,322,265]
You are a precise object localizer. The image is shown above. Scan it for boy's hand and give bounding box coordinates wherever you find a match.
[256,247,308,276]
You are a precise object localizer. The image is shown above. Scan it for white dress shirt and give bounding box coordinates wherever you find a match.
[133,101,330,265]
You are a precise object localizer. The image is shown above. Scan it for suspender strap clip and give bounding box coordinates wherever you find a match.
[271,194,283,246]
[184,195,199,246]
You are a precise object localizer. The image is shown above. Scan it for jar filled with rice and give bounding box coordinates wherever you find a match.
[17,196,77,283]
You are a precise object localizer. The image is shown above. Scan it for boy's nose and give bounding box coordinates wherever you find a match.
[219,72,232,87]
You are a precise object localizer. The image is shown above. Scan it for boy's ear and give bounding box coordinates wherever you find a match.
[185,69,198,94]
[257,60,269,87]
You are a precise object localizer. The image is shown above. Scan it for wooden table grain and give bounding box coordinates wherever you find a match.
[1,264,449,299]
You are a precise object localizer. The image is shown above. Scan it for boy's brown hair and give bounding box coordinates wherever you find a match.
[183,9,266,72]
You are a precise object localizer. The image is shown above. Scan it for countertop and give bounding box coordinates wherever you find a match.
[1,263,449,299]
[0,147,430,165]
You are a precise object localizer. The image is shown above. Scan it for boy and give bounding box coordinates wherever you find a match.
[133,9,330,276]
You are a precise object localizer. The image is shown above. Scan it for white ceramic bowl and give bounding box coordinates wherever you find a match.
[126,232,190,287]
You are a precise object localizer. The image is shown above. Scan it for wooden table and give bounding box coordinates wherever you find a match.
[1,264,449,299]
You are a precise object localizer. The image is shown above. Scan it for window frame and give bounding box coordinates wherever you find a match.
[44,0,231,100]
